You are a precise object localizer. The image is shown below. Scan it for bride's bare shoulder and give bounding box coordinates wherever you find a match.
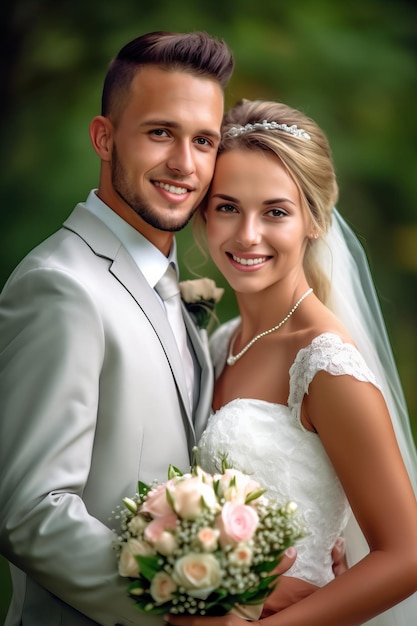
[295,298,354,349]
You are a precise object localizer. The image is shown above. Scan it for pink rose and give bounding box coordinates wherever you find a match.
[168,476,219,520]
[150,571,177,604]
[217,501,259,547]
[144,513,178,556]
[172,553,222,599]
[140,480,175,518]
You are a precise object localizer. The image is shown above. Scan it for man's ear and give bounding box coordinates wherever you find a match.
[89,116,113,161]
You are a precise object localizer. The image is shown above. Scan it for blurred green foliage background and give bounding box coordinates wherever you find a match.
[1,0,416,620]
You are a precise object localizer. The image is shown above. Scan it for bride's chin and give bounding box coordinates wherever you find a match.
[261,576,319,616]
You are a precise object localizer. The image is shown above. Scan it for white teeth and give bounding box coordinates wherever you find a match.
[154,182,188,195]
[232,254,267,266]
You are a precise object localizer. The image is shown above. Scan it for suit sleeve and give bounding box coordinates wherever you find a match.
[0,266,162,625]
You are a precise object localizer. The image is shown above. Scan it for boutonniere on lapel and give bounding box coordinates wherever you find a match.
[179,278,224,330]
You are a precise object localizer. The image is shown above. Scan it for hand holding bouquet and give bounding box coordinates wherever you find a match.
[115,463,304,619]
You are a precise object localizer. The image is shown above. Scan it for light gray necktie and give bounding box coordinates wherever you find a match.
[155,264,194,411]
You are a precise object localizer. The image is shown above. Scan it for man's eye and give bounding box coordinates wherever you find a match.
[151,129,168,137]
[195,137,211,147]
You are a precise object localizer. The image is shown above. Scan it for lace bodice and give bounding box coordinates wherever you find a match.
[198,325,380,587]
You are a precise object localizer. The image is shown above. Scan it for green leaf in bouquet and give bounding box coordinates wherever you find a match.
[166,487,175,511]
[168,464,183,479]
[127,578,149,598]
[239,588,271,604]
[202,588,234,615]
[245,488,267,504]
[221,456,233,472]
[137,480,151,500]
[134,554,162,582]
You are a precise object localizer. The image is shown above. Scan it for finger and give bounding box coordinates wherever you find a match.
[274,546,297,575]
[332,536,348,576]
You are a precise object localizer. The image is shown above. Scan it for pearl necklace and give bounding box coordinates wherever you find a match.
[227,287,313,366]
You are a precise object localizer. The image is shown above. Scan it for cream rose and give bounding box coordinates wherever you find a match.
[150,571,177,604]
[168,476,219,520]
[197,527,220,552]
[228,543,253,566]
[179,278,224,304]
[217,501,259,547]
[172,553,222,599]
[118,538,154,578]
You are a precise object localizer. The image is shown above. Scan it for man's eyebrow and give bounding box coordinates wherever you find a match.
[142,120,220,141]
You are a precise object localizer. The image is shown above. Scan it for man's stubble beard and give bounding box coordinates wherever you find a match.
[111,146,197,233]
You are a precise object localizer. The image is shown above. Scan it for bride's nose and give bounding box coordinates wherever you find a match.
[235,215,262,247]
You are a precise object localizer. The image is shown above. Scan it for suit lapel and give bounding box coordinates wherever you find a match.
[63,205,194,436]
[182,305,214,442]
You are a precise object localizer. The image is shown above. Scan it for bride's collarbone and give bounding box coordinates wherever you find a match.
[216,347,290,407]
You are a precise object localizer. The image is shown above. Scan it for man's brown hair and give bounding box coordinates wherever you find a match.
[101,31,234,120]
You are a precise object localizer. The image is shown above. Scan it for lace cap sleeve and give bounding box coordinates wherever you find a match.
[288,332,381,428]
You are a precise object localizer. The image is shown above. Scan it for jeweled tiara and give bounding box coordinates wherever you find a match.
[224,119,311,140]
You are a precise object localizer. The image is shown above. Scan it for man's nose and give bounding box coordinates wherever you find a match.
[167,141,195,176]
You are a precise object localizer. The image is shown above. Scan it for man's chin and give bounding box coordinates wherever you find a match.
[143,208,197,233]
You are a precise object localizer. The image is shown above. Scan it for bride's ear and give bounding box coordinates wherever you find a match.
[89,116,113,161]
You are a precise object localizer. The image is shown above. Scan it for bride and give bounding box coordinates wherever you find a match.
[167,99,417,625]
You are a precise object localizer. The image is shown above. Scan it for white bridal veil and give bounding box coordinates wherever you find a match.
[321,210,417,625]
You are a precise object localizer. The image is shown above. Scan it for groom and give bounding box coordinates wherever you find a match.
[0,31,344,626]
[0,31,233,626]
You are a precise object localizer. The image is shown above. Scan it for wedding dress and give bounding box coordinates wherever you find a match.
[198,210,417,625]
[199,330,374,587]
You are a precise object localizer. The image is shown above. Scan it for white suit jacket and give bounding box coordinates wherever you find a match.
[0,204,213,625]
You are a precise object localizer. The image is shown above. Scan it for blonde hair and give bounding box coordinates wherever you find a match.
[194,99,339,303]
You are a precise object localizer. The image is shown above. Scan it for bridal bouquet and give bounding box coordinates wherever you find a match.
[115,463,304,618]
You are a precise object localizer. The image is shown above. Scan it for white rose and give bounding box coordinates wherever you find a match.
[194,465,214,485]
[127,514,147,536]
[216,468,263,503]
[172,553,222,599]
[179,278,224,304]
[168,475,219,520]
[150,571,177,604]
[118,538,154,578]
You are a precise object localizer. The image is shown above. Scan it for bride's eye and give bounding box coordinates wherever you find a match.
[217,204,238,213]
[266,208,287,218]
